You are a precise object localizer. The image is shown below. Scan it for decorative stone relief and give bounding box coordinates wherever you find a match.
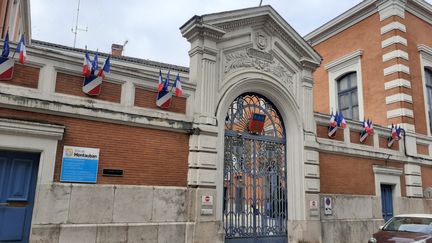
[255,31,268,50]
[224,48,293,92]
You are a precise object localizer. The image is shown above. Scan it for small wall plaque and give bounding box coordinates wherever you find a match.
[102,168,124,177]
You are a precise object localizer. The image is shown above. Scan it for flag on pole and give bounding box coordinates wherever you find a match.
[97,55,110,79]
[2,31,9,58]
[173,73,183,97]
[360,119,373,143]
[15,35,26,64]
[0,32,13,80]
[91,51,98,75]
[156,71,173,109]
[157,70,164,92]
[328,111,338,138]
[337,112,347,129]
[82,55,109,96]
[82,50,92,77]
[387,124,402,148]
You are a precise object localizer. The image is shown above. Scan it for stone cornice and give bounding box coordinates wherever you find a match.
[180,16,226,42]
[406,0,432,25]
[325,49,363,71]
[373,165,403,175]
[195,5,321,64]
[300,57,321,71]
[0,118,64,140]
[376,0,406,20]
[306,0,432,46]
[417,44,432,63]
[418,44,432,55]
[0,90,193,134]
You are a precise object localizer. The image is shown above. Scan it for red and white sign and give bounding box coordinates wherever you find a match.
[201,195,213,206]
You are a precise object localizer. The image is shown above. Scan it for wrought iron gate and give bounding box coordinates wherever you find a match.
[223,93,287,243]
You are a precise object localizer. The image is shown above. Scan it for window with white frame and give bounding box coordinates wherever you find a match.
[325,50,364,120]
[337,72,359,120]
[418,44,432,136]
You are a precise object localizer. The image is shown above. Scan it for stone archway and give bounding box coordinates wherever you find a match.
[181,5,321,242]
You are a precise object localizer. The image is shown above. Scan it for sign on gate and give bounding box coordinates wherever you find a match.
[60,146,100,183]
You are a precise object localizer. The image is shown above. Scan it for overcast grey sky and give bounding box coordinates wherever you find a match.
[29,1,431,67]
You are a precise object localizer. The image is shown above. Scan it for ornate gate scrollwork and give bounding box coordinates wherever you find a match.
[223,93,287,243]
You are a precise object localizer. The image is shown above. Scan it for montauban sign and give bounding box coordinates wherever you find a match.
[60,146,100,183]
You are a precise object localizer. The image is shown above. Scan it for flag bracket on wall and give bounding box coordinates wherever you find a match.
[387,124,402,148]
[359,119,373,143]
[327,111,346,138]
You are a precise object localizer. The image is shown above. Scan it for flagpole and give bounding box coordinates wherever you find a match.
[11,32,22,59]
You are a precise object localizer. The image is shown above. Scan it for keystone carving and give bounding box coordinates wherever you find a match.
[224,49,293,91]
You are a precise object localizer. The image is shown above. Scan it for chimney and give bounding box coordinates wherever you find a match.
[111,43,123,57]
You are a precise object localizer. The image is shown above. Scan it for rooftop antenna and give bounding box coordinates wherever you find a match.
[122,39,129,55]
[71,0,88,48]
[259,0,263,6]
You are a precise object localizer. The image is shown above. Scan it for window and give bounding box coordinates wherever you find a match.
[325,50,364,120]
[425,68,432,131]
[337,72,359,120]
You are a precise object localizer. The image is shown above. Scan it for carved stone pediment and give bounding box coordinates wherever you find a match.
[224,48,293,91]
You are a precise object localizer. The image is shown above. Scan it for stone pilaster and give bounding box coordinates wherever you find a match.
[181,16,226,242]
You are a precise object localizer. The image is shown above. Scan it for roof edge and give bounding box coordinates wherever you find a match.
[31,39,189,73]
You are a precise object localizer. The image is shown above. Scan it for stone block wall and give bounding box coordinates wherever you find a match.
[30,183,190,243]
[319,194,432,243]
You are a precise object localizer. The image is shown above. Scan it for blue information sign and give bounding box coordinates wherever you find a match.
[60,146,100,183]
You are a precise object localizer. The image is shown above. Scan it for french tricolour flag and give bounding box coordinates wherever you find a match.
[157,70,163,92]
[328,111,338,138]
[82,55,110,96]
[97,55,110,79]
[82,51,91,77]
[156,71,173,109]
[0,32,14,80]
[16,35,26,64]
[2,31,10,58]
[173,73,182,97]
[337,112,347,129]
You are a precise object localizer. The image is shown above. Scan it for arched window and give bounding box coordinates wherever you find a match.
[337,72,358,120]
[425,68,432,131]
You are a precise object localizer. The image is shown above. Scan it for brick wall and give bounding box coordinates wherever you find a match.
[55,72,122,103]
[350,130,374,146]
[320,153,406,196]
[134,87,186,114]
[404,12,432,135]
[0,107,189,186]
[313,13,387,126]
[316,124,344,141]
[422,165,432,189]
[417,144,429,156]
[0,64,39,88]
[378,135,399,150]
